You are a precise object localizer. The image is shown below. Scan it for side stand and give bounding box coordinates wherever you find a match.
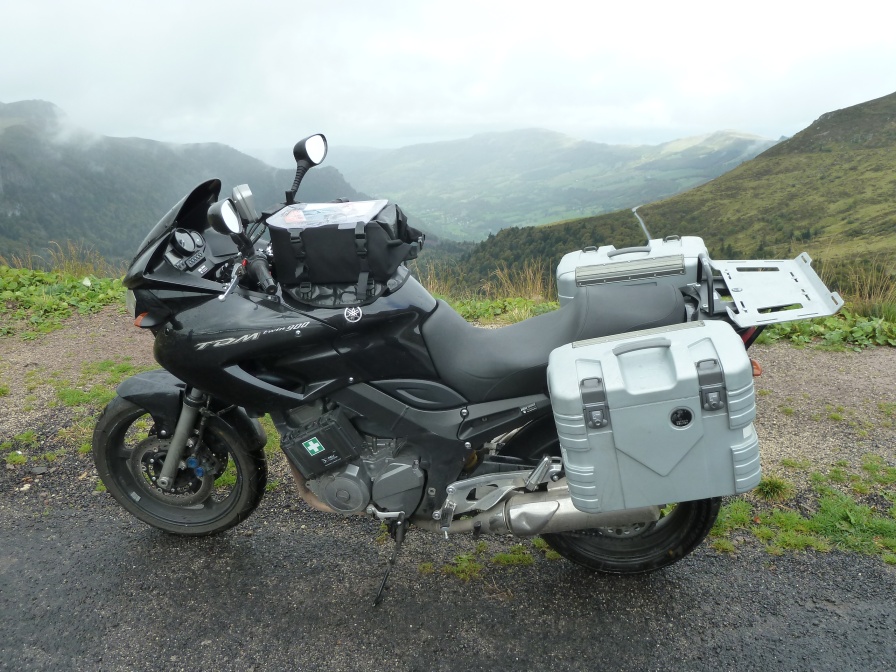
[373,512,408,606]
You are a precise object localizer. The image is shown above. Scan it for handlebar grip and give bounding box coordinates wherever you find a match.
[247,256,277,294]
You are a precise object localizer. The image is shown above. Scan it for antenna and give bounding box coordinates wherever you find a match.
[632,206,652,243]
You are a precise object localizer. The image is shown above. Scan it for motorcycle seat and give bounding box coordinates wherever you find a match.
[421,283,685,403]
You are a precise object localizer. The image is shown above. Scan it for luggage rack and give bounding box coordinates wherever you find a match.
[710,253,844,328]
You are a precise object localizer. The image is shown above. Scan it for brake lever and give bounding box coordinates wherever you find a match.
[218,260,245,302]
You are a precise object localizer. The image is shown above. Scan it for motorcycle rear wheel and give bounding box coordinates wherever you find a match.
[93,396,266,536]
[540,498,721,574]
[501,417,720,573]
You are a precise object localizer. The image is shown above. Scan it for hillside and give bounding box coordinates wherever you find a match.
[328,128,776,240]
[463,91,896,282]
[0,100,367,264]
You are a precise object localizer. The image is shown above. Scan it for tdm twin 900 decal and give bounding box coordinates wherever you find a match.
[195,322,311,350]
[195,333,260,350]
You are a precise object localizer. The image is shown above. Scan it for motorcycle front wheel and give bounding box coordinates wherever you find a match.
[93,396,267,536]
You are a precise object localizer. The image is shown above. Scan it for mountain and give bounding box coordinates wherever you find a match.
[327,128,777,240]
[462,91,896,285]
[0,100,367,264]
[628,91,896,261]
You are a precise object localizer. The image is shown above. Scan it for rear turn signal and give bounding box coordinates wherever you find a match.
[750,358,762,377]
[134,312,149,327]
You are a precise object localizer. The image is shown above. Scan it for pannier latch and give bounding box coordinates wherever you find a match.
[696,358,726,411]
[581,377,610,429]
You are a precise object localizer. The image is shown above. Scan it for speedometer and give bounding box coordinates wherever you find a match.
[172,229,197,255]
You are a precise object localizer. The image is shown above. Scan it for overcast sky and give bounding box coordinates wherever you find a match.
[3,0,894,159]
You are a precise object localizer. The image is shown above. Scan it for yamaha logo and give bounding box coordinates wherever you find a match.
[344,306,363,323]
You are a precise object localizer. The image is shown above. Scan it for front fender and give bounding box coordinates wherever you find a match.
[115,370,266,451]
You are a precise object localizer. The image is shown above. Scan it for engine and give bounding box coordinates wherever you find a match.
[270,402,425,515]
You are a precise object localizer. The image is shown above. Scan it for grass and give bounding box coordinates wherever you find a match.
[0,263,125,339]
[5,451,27,466]
[753,475,796,502]
[712,454,896,563]
[531,537,562,560]
[491,544,534,566]
[442,553,485,582]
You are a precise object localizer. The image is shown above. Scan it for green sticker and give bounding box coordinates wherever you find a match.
[303,437,325,456]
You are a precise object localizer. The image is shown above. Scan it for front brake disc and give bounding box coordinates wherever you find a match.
[129,436,214,506]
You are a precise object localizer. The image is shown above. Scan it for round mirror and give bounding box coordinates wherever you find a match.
[221,201,241,233]
[208,199,243,235]
[305,135,327,164]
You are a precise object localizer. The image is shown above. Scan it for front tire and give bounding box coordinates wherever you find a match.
[93,396,266,536]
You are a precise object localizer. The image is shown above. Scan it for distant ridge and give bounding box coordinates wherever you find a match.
[459,91,896,283]
[328,127,777,240]
[0,100,367,263]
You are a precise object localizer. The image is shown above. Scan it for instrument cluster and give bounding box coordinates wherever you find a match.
[165,228,209,275]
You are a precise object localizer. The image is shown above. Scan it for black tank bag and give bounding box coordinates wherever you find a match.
[266,200,424,307]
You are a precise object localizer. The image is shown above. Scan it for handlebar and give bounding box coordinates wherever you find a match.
[247,255,277,294]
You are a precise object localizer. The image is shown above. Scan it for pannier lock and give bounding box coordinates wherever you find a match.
[581,377,610,429]
[696,358,726,411]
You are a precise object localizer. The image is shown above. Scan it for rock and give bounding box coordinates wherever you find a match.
[30,466,49,475]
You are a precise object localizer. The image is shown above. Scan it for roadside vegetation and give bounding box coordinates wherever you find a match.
[0,243,126,339]
[710,455,896,565]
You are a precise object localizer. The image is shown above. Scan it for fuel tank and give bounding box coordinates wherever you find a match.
[153,275,439,411]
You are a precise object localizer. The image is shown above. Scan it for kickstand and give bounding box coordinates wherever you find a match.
[373,512,408,606]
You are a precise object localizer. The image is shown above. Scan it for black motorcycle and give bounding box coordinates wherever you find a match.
[94,134,841,600]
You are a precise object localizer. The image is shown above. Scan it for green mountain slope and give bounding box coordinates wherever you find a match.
[0,100,366,263]
[462,91,896,285]
[329,128,777,240]
[620,92,896,260]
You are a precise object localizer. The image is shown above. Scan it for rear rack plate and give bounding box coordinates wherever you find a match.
[713,253,844,328]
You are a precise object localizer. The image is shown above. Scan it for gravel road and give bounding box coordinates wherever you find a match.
[1,309,895,671]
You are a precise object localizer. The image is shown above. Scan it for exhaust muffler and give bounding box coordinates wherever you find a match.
[414,482,660,536]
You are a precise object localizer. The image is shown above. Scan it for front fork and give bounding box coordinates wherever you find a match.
[156,387,208,490]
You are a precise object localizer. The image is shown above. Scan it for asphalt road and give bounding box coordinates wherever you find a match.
[2,480,895,672]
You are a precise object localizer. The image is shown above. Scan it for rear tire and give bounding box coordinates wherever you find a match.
[93,396,266,536]
[501,416,720,574]
[541,498,721,574]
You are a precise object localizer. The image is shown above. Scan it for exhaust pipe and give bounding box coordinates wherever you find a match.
[414,482,660,536]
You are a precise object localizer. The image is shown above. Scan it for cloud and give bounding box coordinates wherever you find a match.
[2,0,894,151]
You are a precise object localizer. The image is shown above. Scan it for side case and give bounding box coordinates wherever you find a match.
[555,236,708,306]
[547,320,761,514]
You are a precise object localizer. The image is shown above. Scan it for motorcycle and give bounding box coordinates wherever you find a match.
[94,134,843,602]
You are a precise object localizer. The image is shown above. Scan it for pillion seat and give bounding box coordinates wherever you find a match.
[421,283,686,403]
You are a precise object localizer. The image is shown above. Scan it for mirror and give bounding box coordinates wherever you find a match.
[293,134,328,165]
[208,199,243,235]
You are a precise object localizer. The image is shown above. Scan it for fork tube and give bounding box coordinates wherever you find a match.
[156,388,207,489]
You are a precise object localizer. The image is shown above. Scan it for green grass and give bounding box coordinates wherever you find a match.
[780,458,811,469]
[713,454,896,563]
[0,265,125,339]
[754,475,796,502]
[442,553,484,582]
[5,451,27,465]
[531,537,562,560]
[491,544,535,566]
[755,310,896,350]
[56,386,117,408]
